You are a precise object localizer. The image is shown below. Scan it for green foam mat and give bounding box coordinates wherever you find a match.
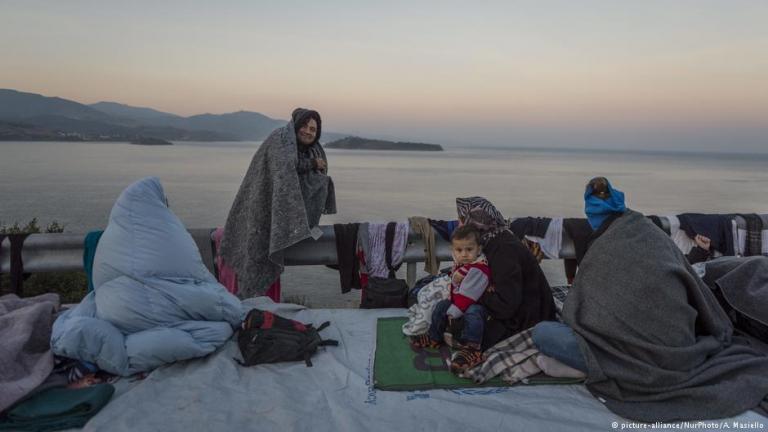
[373,317,583,390]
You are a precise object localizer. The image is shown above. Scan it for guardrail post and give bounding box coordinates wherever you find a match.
[406,262,416,288]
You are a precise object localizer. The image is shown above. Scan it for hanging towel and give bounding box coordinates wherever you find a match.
[563,218,591,265]
[428,219,458,242]
[356,223,370,289]
[8,234,30,295]
[366,222,409,279]
[333,223,361,293]
[677,213,735,256]
[409,217,439,275]
[509,217,551,240]
[665,214,696,255]
[82,231,104,293]
[736,214,764,256]
[525,217,563,259]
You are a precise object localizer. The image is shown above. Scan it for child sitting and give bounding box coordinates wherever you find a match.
[411,225,491,373]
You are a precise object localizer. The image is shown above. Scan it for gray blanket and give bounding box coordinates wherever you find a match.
[0,293,60,413]
[220,120,336,298]
[563,210,768,422]
[701,256,768,329]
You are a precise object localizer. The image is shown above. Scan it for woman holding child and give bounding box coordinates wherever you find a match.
[412,196,557,372]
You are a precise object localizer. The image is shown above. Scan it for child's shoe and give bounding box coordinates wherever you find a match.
[410,334,442,349]
[449,346,483,374]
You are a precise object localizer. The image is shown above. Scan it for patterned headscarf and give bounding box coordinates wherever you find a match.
[455,197,509,243]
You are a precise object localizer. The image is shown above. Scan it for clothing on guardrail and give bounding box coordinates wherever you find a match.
[365,222,408,279]
[678,213,735,256]
[82,231,103,293]
[408,217,440,275]
[332,223,361,293]
[7,234,30,295]
[523,217,563,260]
[735,213,763,256]
[428,219,458,242]
[508,217,550,239]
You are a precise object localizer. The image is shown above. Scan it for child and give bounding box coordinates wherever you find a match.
[411,225,491,373]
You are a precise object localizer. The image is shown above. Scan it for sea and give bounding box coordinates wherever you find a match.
[2,141,767,307]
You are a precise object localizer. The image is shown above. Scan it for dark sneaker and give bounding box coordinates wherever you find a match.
[450,348,483,374]
[410,334,442,349]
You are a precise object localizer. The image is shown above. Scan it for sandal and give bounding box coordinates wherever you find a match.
[450,348,483,373]
[410,334,442,349]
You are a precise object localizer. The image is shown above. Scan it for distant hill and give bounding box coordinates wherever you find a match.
[324,136,443,151]
[182,111,285,140]
[0,89,110,122]
[0,89,352,142]
[89,101,182,123]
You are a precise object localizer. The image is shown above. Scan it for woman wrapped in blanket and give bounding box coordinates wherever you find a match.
[219,108,336,300]
[455,197,557,350]
[532,177,768,422]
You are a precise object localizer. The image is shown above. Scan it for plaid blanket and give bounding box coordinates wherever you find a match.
[461,328,541,384]
[550,285,570,320]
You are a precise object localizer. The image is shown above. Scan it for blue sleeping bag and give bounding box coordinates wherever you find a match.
[51,177,242,376]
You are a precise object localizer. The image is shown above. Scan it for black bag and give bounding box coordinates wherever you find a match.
[360,222,409,308]
[236,309,338,367]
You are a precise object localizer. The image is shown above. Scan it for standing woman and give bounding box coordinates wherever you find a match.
[219,108,336,299]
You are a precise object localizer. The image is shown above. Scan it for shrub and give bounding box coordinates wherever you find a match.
[1,218,88,303]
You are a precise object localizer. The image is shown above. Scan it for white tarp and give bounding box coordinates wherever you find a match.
[75,298,768,432]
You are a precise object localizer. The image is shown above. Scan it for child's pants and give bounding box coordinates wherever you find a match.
[429,299,487,347]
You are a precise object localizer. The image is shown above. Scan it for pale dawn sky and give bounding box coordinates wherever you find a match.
[1,0,767,151]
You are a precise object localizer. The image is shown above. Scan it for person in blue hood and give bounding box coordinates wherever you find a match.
[583,176,626,231]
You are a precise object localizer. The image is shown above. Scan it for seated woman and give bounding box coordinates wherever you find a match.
[532,177,768,422]
[51,177,242,376]
[455,197,556,350]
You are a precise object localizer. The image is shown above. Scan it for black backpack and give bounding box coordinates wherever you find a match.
[236,309,338,367]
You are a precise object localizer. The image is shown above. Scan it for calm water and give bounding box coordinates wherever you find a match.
[2,141,768,306]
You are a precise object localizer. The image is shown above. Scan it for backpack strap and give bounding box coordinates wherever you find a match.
[385,222,401,278]
[319,339,339,347]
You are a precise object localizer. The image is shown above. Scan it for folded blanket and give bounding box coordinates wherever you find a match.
[0,294,60,413]
[0,384,114,431]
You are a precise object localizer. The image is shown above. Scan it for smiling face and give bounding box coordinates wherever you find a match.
[452,237,481,265]
[297,118,318,146]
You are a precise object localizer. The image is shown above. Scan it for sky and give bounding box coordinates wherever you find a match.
[1,0,767,152]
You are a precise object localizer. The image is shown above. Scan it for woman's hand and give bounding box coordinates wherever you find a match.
[694,234,711,251]
[314,159,327,172]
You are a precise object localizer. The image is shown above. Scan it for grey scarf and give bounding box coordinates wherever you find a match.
[219,117,336,298]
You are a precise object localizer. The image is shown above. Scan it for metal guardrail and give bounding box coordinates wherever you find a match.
[0,222,577,290]
[2,215,760,294]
